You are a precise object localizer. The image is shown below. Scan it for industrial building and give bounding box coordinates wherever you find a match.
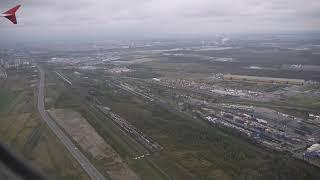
[223,74,305,85]
[0,67,7,79]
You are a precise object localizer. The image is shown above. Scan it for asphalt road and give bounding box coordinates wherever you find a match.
[36,66,107,180]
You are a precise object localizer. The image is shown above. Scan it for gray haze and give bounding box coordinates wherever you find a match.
[1,0,320,42]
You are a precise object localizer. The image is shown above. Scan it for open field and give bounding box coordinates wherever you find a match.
[48,108,139,180]
[281,95,320,110]
[134,49,320,81]
[0,90,16,112]
[0,69,89,180]
[0,113,90,180]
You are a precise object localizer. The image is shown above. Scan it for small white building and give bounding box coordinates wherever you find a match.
[307,144,320,153]
[152,78,161,82]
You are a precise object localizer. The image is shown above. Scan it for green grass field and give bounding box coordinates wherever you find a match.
[0,69,89,180]
[0,113,90,180]
[284,94,320,110]
[0,90,16,112]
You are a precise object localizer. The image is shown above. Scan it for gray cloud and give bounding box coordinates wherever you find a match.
[0,0,320,42]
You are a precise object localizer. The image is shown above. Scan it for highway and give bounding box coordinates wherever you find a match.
[36,66,107,180]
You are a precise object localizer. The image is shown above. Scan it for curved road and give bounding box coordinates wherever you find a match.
[37,66,107,180]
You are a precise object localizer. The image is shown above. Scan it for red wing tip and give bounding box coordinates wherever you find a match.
[3,5,21,24]
[3,5,21,14]
[12,5,21,9]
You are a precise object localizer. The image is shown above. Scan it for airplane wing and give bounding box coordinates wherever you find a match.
[2,5,21,24]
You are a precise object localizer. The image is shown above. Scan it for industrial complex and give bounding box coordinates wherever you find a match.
[223,74,306,85]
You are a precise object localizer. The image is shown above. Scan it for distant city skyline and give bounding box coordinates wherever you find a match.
[1,0,320,42]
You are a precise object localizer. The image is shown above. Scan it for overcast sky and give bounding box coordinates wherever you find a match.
[0,0,320,42]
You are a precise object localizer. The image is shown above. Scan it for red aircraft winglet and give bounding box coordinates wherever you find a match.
[2,5,21,24]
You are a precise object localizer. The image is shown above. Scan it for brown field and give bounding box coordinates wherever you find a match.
[48,108,139,180]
